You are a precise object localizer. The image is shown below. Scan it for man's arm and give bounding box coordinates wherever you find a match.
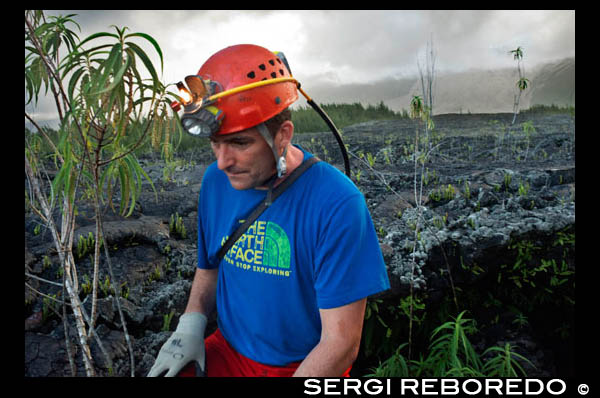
[293,298,367,377]
[185,267,218,315]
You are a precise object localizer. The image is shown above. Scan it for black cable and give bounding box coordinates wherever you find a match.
[306,99,351,177]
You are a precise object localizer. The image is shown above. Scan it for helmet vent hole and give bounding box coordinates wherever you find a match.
[258,64,266,71]
[247,71,256,79]
[270,72,277,78]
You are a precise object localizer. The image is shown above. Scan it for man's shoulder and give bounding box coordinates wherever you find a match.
[302,160,362,201]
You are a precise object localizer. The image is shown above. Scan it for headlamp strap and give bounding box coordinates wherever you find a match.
[256,123,287,177]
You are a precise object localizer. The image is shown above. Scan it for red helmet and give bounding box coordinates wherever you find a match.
[195,44,298,135]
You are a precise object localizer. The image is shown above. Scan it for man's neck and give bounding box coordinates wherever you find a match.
[256,145,304,190]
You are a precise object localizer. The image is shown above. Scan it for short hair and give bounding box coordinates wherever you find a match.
[263,107,292,138]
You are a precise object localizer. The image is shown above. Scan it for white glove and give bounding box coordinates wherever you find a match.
[147,312,208,377]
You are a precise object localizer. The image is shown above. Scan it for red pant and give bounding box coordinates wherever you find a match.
[178,329,351,377]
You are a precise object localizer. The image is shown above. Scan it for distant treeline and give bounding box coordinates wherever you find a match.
[291,101,404,134]
[26,103,573,158]
[291,102,575,134]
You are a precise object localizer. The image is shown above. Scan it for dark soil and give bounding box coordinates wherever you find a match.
[25,111,575,377]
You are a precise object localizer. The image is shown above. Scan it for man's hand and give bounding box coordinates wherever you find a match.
[147,312,208,377]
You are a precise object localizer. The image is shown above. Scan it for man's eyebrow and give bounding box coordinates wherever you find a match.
[223,135,255,143]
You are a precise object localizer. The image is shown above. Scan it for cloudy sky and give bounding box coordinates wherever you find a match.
[28,10,574,126]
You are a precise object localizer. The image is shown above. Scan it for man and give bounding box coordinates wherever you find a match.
[148,44,390,377]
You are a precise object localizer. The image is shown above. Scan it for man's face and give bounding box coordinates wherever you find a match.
[210,127,277,190]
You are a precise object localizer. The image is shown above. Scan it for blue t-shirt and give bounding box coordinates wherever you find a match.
[197,145,390,366]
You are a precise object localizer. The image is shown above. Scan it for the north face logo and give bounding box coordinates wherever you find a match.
[222,220,292,277]
[263,221,290,269]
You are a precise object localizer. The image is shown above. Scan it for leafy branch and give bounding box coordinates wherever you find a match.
[509,46,530,125]
[25,10,177,376]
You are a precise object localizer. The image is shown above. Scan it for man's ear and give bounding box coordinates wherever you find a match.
[276,120,294,155]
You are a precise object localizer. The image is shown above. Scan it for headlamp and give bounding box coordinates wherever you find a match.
[171,75,225,137]
[176,82,193,105]
[181,105,224,137]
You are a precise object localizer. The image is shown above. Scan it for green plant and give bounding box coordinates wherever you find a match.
[481,343,533,377]
[76,231,99,259]
[509,46,530,125]
[120,281,130,299]
[545,259,574,288]
[25,10,173,375]
[81,274,93,296]
[42,255,52,271]
[501,240,541,288]
[467,217,476,229]
[429,184,456,203]
[363,299,389,357]
[366,311,534,377]
[554,230,575,247]
[503,172,513,192]
[382,147,392,165]
[406,91,440,361]
[169,212,187,239]
[42,293,60,322]
[100,275,112,297]
[352,168,362,183]
[463,180,471,200]
[518,180,530,197]
[368,343,411,377]
[426,311,482,376]
[162,309,176,332]
[366,152,376,168]
[432,215,445,229]
[520,121,536,161]
[398,295,426,326]
[423,168,437,186]
[512,312,529,329]
[444,184,456,201]
[147,264,162,283]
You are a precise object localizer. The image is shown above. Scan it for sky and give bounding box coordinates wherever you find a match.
[28,10,575,127]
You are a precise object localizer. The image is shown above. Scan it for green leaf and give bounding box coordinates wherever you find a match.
[93,43,122,94]
[117,161,130,217]
[122,155,140,217]
[125,32,163,72]
[76,31,119,52]
[125,41,160,93]
[97,50,131,95]
[59,43,112,78]
[67,67,86,104]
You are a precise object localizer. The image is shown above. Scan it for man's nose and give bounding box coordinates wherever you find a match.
[214,143,234,170]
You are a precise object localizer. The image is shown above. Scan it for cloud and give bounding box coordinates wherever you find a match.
[44,10,574,83]
[29,10,574,128]
[281,10,573,85]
